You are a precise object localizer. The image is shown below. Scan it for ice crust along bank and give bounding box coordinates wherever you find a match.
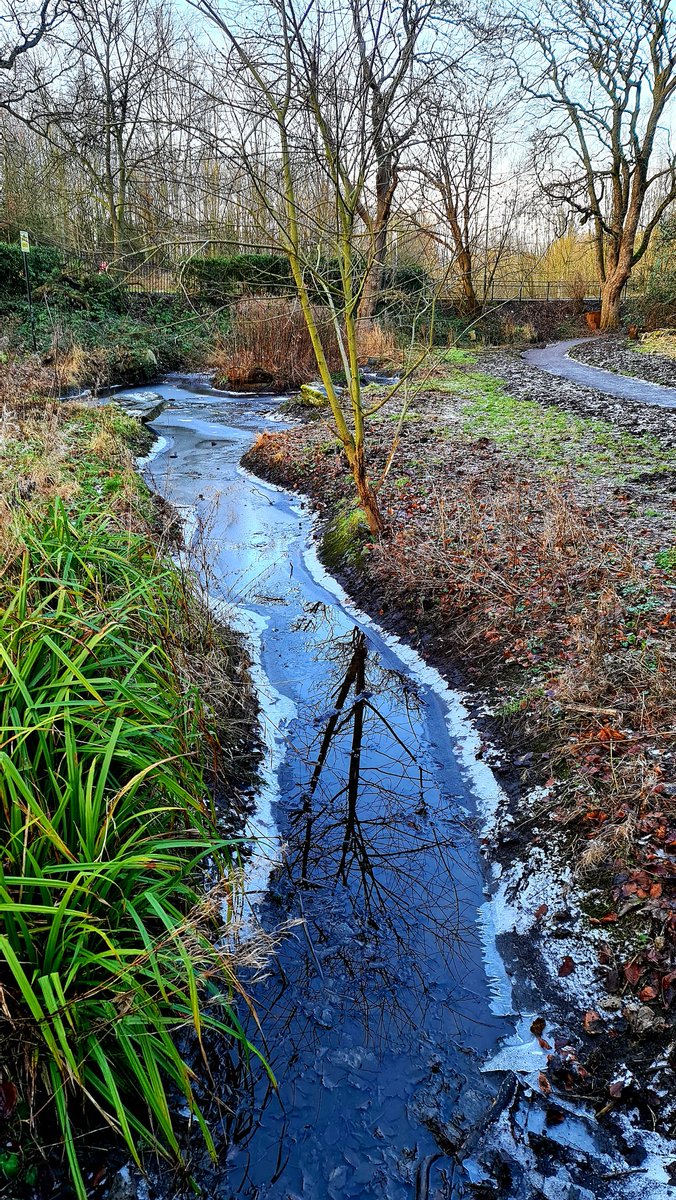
[124,376,674,1199]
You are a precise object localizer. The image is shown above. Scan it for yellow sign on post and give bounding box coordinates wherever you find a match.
[19,231,36,349]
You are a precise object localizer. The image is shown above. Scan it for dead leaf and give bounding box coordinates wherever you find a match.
[559,956,575,978]
[624,961,642,986]
[530,1016,546,1037]
[538,1072,552,1097]
[544,1104,565,1126]
[534,903,548,920]
[583,1010,603,1035]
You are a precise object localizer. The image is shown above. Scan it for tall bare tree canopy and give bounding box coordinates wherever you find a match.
[0,0,59,71]
[0,0,674,318]
[8,0,180,252]
[511,0,676,329]
[415,71,517,313]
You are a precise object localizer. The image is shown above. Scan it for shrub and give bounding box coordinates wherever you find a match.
[0,501,261,1197]
[645,216,676,306]
[375,263,435,331]
[183,253,293,302]
[624,217,676,328]
[221,295,342,389]
[565,272,588,314]
[38,261,129,313]
[0,242,63,298]
[357,322,398,364]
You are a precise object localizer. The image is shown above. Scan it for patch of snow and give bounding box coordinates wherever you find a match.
[613,1114,675,1188]
[481,1019,548,1080]
[115,390,163,405]
[214,598,292,916]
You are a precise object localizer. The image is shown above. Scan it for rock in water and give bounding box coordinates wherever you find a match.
[113,392,166,422]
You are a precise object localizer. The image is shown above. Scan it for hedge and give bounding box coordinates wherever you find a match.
[0,243,63,298]
[183,253,293,300]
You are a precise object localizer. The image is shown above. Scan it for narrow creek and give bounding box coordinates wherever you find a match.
[121,375,643,1199]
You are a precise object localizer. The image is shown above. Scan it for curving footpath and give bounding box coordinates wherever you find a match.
[525,337,676,410]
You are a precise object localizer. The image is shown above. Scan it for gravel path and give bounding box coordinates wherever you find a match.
[524,337,676,410]
[483,347,676,449]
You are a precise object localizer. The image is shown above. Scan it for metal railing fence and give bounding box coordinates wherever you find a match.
[11,238,641,304]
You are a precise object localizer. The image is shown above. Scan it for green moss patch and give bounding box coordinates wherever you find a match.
[321,501,371,568]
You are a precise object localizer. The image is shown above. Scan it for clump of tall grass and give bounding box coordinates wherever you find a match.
[215,295,342,390]
[356,322,398,365]
[0,500,262,1196]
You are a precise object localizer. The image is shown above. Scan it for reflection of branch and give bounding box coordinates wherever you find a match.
[299,628,365,882]
[338,630,366,882]
[289,626,469,959]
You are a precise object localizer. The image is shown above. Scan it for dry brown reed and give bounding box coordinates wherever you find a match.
[215,296,343,390]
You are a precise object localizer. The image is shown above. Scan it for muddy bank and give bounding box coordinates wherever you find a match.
[569,337,676,389]
[241,362,676,1168]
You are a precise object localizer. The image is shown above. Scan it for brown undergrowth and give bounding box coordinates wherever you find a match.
[244,379,676,1014]
[210,296,342,390]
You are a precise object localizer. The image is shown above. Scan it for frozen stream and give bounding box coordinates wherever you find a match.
[122,376,670,1200]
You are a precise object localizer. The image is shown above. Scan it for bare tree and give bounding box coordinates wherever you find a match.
[415,74,514,312]
[190,0,441,534]
[0,0,60,71]
[350,0,436,323]
[511,0,676,330]
[11,0,179,254]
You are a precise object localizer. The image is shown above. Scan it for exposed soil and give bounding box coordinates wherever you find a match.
[569,336,676,389]
[242,353,676,1150]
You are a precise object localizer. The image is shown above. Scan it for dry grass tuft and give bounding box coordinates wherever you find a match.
[214,296,343,390]
[357,322,398,365]
[639,328,676,360]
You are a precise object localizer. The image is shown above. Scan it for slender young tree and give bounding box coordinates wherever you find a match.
[191,0,440,534]
[511,0,676,330]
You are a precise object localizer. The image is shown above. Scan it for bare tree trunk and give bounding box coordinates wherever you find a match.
[456,246,480,314]
[351,443,384,534]
[358,220,388,325]
[599,238,633,330]
[358,150,397,325]
[599,275,626,331]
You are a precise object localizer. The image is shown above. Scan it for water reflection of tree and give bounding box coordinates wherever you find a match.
[284,627,483,1025]
[217,626,502,1193]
